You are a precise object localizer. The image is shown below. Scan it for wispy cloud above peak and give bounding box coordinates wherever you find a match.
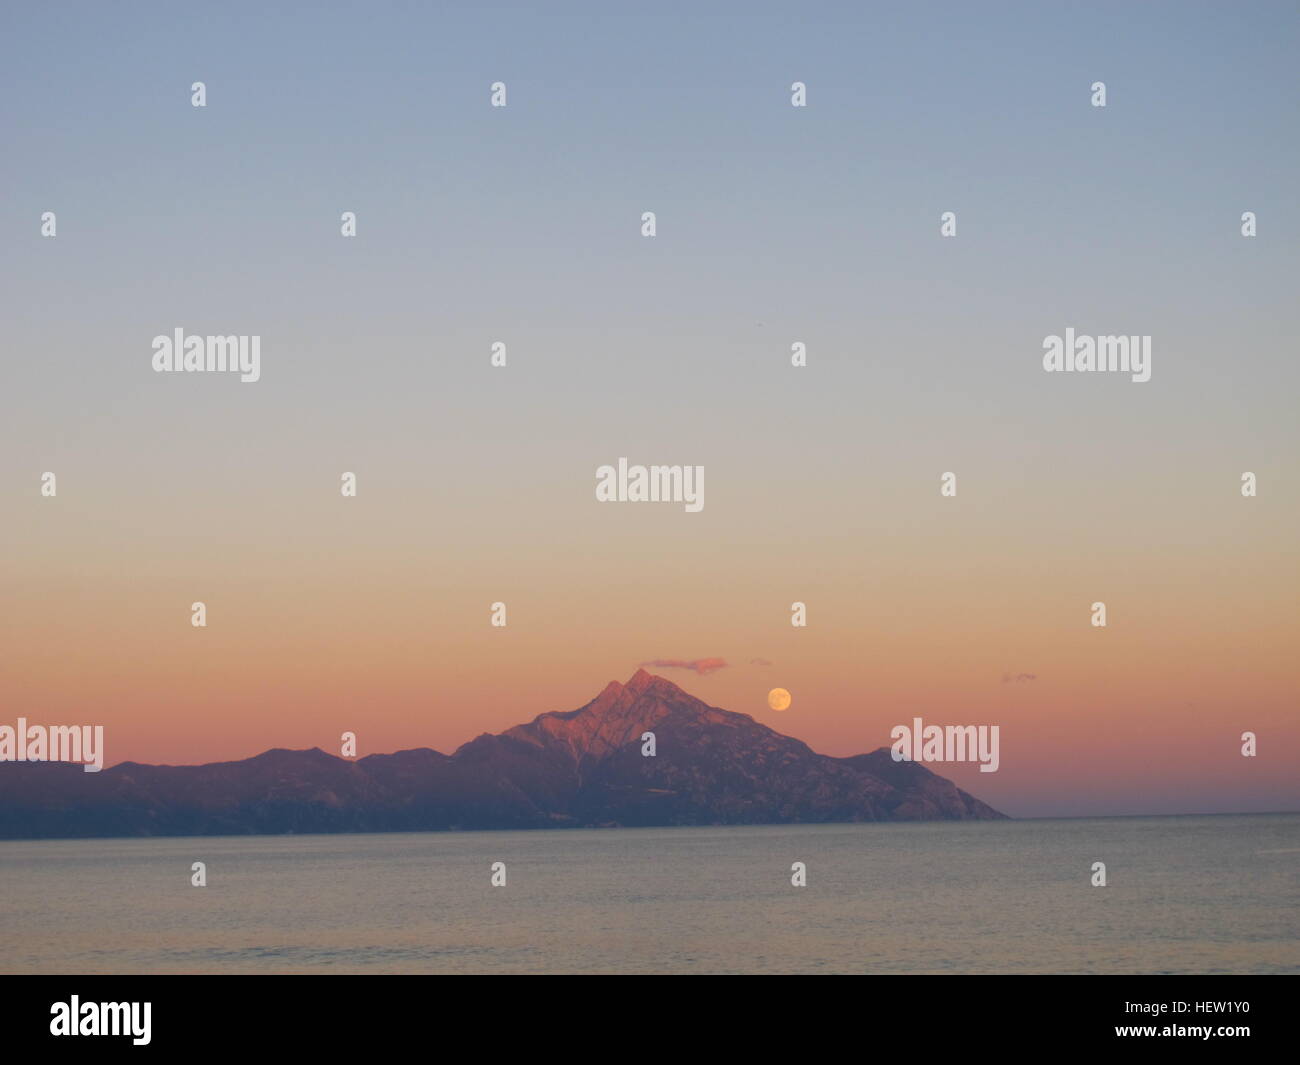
[640,657,728,676]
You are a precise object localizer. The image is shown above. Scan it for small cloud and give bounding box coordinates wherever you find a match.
[1002,672,1037,684]
[641,657,728,676]
[750,657,773,667]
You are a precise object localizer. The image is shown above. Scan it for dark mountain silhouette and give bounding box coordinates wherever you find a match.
[0,670,1004,838]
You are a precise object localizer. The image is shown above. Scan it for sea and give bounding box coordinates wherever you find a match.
[1,814,1295,974]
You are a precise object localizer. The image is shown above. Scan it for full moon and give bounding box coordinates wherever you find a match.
[767,688,791,711]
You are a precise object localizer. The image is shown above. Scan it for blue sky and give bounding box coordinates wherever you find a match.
[2,2,1297,814]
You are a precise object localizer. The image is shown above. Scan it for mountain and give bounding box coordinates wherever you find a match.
[0,670,1005,838]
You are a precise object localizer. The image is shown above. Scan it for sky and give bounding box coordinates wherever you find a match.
[1,1,1297,817]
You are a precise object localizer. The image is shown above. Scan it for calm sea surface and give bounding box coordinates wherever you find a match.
[1,814,1296,974]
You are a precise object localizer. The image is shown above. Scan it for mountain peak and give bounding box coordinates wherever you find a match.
[502,669,689,762]
[626,668,655,692]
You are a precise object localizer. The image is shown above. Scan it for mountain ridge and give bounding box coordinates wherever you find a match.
[0,670,1005,838]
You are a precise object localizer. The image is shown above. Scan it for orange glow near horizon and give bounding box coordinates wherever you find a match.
[4,470,1297,819]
